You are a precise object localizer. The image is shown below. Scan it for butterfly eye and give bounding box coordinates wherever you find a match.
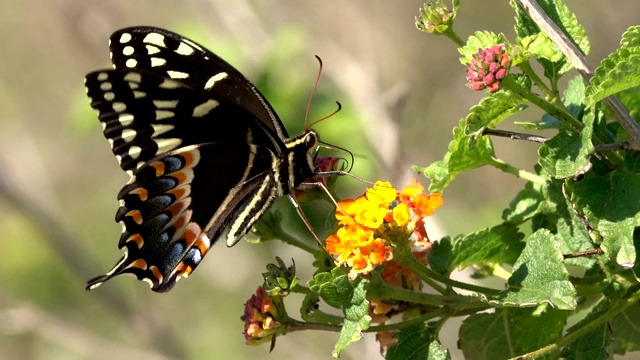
[304,133,317,149]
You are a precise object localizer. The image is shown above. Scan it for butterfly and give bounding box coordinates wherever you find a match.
[84,26,338,292]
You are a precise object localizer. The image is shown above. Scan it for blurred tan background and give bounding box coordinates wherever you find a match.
[1,1,638,359]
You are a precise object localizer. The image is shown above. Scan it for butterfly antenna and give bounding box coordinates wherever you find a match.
[304,55,324,130]
[307,101,342,130]
[317,140,355,173]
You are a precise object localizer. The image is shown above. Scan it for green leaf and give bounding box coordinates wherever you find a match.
[520,33,564,63]
[459,31,507,64]
[515,113,562,130]
[616,87,640,127]
[428,236,454,276]
[464,85,529,136]
[309,267,371,357]
[538,112,595,179]
[309,271,342,309]
[585,46,640,107]
[494,229,577,310]
[563,76,587,118]
[621,25,640,48]
[502,181,544,223]
[568,170,640,268]
[459,307,566,359]
[510,307,567,356]
[611,302,640,354]
[534,179,571,233]
[386,323,450,360]
[555,216,598,269]
[459,312,512,359]
[332,276,371,357]
[512,0,589,78]
[562,300,610,359]
[420,120,497,192]
[450,223,525,271]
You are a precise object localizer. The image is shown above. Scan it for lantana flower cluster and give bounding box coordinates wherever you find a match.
[242,287,284,345]
[466,44,511,93]
[325,180,443,279]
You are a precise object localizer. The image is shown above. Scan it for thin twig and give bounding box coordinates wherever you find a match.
[595,143,627,151]
[563,248,603,259]
[482,128,547,143]
[515,0,640,151]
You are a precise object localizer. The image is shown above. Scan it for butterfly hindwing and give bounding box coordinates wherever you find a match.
[87,142,277,292]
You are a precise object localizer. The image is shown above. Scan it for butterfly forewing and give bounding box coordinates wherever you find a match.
[85,26,320,292]
[108,26,289,140]
[85,69,283,172]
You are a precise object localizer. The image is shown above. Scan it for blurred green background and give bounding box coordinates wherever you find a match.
[1,1,639,359]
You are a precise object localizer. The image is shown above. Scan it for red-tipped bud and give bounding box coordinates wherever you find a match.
[467,45,511,93]
[416,1,457,35]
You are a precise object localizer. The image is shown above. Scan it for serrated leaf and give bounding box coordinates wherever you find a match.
[515,113,563,130]
[563,76,586,118]
[502,181,544,223]
[538,109,594,178]
[464,85,529,136]
[422,120,497,193]
[428,236,454,276]
[568,170,640,268]
[555,216,597,269]
[626,152,640,172]
[512,0,590,79]
[450,223,525,270]
[460,307,565,359]
[495,229,577,310]
[308,268,349,308]
[616,87,640,124]
[332,276,370,357]
[611,302,640,354]
[459,31,507,64]
[520,33,564,62]
[459,312,512,359]
[621,25,640,49]
[585,47,640,107]
[535,178,571,229]
[386,323,450,360]
[562,300,610,359]
[510,307,567,356]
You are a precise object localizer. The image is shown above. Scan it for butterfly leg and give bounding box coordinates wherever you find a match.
[287,193,325,247]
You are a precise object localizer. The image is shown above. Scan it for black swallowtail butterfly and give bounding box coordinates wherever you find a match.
[85,26,333,292]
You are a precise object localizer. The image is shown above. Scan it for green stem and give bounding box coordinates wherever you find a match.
[509,291,640,359]
[369,282,489,308]
[286,319,342,333]
[501,75,583,133]
[488,157,547,184]
[518,60,553,98]
[365,307,449,333]
[396,247,447,294]
[396,246,501,296]
[291,284,314,295]
[444,28,464,47]
[277,229,317,254]
[492,264,512,281]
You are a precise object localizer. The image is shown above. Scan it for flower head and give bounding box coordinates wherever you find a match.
[467,44,511,93]
[242,287,286,345]
[325,180,442,278]
[415,0,458,35]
